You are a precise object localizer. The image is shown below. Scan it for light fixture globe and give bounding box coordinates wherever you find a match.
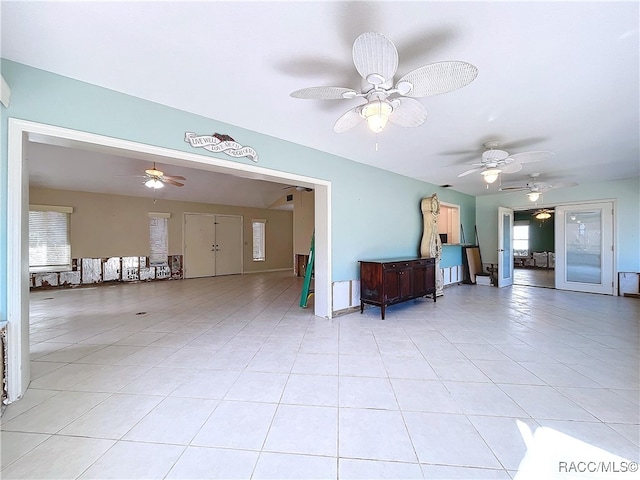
[361,99,393,133]
[145,178,164,189]
[527,192,541,202]
[481,168,501,184]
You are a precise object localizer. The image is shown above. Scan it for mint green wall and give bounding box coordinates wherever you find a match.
[476,178,640,271]
[441,245,463,267]
[0,60,476,317]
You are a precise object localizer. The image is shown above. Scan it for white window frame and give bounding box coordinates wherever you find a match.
[252,219,266,262]
[148,212,171,266]
[28,204,73,272]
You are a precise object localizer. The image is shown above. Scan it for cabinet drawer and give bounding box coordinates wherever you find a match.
[382,262,412,270]
[420,258,435,266]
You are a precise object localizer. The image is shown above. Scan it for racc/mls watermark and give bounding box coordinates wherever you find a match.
[559,461,638,474]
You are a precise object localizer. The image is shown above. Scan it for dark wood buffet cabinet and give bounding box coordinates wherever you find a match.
[359,257,436,319]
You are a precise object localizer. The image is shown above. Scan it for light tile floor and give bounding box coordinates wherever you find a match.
[513,268,555,288]
[1,272,638,479]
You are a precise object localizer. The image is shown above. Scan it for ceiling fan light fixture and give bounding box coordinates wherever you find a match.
[361,99,393,133]
[535,211,551,220]
[145,178,164,189]
[527,192,541,202]
[481,168,502,184]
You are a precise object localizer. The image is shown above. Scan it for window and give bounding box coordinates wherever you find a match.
[514,222,530,257]
[29,205,73,271]
[252,219,266,261]
[148,212,170,266]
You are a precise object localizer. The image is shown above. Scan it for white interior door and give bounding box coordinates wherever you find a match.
[498,207,514,288]
[214,215,243,276]
[555,203,614,294]
[184,213,216,278]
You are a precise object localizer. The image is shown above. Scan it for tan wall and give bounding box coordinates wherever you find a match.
[29,187,294,273]
[293,190,315,254]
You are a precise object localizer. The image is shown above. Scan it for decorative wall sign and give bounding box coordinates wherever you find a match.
[184,132,258,162]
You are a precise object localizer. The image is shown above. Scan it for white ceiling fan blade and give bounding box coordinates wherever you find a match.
[500,162,523,174]
[548,181,578,190]
[352,32,398,83]
[290,86,357,100]
[508,151,554,164]
[396,61,478,98]
[458,167,483,177]
[388,98,427,127]
[333,107,363,133]
[482,149,510,163]
[499,186,528,192]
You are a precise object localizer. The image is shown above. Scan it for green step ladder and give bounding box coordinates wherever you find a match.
[299,232,315,308]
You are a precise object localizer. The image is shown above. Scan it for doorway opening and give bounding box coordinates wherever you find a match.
[6,119,332,402]
[510,201,615,294]
[513,207,556,288]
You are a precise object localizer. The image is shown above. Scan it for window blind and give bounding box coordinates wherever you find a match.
[252,219,266,261]
[29,210,71,268]
[148,212,170,266]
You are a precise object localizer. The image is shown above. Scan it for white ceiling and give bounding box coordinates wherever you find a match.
[25,140,296,209]
[2,1,639,205]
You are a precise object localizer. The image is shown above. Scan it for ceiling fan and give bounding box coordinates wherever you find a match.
[142,163,186,189]
[290,32,478,133]
[457,141,554,184]
[532,208,554,221]
[500,173,578,201]
[282,185,313,192]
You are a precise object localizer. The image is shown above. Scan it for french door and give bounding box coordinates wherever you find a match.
[214,216,244,275]
[555,203,614,294]
[497,207,514,287]
[184,214,243,278]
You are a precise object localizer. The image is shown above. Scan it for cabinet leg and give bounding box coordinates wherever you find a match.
[381,305,386,320]
[360,302,364,314]
[433,293,437,302]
